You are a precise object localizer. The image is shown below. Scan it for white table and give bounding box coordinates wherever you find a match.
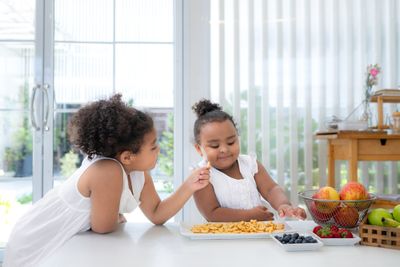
[40,221,400,267]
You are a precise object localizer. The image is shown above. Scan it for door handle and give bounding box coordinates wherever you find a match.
[43,83,50,131]
[30,84,41,131]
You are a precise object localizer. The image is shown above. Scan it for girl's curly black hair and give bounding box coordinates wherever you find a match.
[68,94,154,159]
[192,99,237,144]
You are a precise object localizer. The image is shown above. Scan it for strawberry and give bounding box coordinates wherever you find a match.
[330,225,339,233]
[316,226,333,238]
[319,230,333,238]
[332,231,341,238]
[338,229,353,238]
[313,225,323,235]
[328,225,340,238]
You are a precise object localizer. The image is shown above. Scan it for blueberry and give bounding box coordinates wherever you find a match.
[305,236,314,242]
[293,233,299,239]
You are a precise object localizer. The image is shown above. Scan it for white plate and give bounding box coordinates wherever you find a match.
[180,221,291,240]
[272,232,323,252]
[314,233,361,246]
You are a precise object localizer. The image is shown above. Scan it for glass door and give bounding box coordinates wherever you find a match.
[0,0,37,250]
[1,1,176,258]
[50,0,114,190]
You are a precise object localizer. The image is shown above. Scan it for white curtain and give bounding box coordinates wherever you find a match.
[210,0,400,203]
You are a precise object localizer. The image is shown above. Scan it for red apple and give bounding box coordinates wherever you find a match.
[340,181,369,209]
[309,201,333,223]
[339,181,368,200]
[312,186,340,214]
[333,206,359,228]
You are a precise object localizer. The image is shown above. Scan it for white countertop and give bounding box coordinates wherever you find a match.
[40,221,400,267]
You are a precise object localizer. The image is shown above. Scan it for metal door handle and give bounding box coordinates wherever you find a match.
[43,84,50,131]
[30,84,41,131]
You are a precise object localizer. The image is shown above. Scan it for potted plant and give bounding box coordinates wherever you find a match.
[3,83,33,177]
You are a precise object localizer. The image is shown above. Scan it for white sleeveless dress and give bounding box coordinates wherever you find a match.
[207,154,263,209]
[3,156,144,267]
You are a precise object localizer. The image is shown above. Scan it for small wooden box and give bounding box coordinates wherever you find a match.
[359,199,400,250]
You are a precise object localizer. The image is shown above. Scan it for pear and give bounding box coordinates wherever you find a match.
[368,208,392,226]
[393,204,400,223]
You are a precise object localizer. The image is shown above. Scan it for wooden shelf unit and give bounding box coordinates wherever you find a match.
[370,95,400,129]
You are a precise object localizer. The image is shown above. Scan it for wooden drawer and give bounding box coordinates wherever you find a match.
[359,139,400,157]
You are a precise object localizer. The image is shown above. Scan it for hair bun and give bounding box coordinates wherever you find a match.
[192,99,222,118]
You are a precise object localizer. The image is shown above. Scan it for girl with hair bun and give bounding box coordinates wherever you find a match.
[4,94,210,267]
[192,99,305,222]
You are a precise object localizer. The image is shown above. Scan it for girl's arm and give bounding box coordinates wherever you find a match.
[88,160,124,234]
[255,161,306,219]
[139,167,210,225]
[193,184,274,222]
[254,162,290,208]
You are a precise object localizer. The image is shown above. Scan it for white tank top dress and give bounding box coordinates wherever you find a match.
[3,156,144,267]
[206,154,263,209]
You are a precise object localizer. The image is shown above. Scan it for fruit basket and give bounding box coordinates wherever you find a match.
[358,199,400,250]
[299,190,376,228]
[358,216,400,250]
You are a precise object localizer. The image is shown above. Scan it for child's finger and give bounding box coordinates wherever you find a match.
[206,161,211,169]
[199,169,210,175]
[279,209,285,217]
[295,209,307,220]
[197,174,210,185]
[199,175,210,183]
[287,209,296,217]
[197,171,210,181]
[199,179,210,185]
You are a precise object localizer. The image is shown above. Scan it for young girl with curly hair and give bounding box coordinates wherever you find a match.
[192,99,305,222]
[4,94,210,267]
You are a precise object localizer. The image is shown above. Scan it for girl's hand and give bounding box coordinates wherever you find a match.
[184,166,210,193]
[278,204,307,220]
[118,214,127,224]
[249,206,275,221]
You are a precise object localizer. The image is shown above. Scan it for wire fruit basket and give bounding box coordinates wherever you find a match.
[299,190,376,229]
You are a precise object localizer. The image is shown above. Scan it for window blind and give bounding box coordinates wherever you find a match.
[210,0,400,202]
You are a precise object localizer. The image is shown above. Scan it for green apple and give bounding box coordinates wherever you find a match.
[393,204,400,223]
[368,208,392,226]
